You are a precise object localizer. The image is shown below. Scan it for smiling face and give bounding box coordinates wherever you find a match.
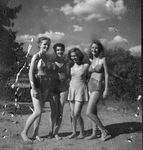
[39,39,50,54]
[91,43,100,57]
[70,52,78,63]
[56,46,64,57]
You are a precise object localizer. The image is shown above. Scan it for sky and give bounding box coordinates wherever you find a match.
[8,0,141,56]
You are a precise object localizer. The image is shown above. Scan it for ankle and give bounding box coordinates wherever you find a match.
[21,131,26,135]
[101,129,108,135]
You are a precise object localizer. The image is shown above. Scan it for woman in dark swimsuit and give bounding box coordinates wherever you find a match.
[86,40,111,141]
[48,43,69,140]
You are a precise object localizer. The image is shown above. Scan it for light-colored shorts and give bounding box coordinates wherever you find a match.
[88,78,102,93]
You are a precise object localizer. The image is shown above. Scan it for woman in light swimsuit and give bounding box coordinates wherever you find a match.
[67,48,89,139]
[48,43,69,140]
[86,40,111,141]
[21,37,51,142]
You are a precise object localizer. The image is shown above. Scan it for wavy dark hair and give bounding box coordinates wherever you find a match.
[37,36,51,48]
[68,48,84,67]
[53,43,65,54]
[89,40,104,59]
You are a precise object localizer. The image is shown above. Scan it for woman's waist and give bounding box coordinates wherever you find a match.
[89,77,102,83]
[90,73,102,81]
[70,78,86,84]
[35,74,50,80]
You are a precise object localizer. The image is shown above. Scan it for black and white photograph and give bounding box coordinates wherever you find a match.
[0,0,142,150]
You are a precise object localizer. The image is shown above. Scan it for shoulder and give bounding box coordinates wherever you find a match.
[83,63,89,69]
[100,57,106,63]
[89,58,93,63]
[32,53,39,62]
[84,63,89,67]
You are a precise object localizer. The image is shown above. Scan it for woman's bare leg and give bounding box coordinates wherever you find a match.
[74,101,84,139]
[68,101,77,139]
[86,91,105,130]
[21,89,42,142]
[86,91,110,140]
[49,93,58,138]
[32,89,49,141]
[54,91,68,140]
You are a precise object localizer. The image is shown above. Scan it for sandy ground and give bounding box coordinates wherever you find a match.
[0,101,142,150]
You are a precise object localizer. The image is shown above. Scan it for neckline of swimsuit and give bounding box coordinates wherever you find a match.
[55,61,65,69]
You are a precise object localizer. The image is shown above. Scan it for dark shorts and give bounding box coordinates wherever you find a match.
[49,79,68,94]
[34,75,50,92]
[88,78,102,93]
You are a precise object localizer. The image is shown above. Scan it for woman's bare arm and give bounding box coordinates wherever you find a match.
[103,57,109,93]
[29,54,38,90]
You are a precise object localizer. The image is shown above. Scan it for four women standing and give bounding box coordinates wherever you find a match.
[21,37,111,142]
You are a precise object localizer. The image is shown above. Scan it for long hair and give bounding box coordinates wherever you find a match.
[89,40,104,59]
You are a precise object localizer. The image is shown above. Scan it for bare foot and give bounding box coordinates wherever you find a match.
[35,135,44,141]
[77,134,85,139]
[48,131,54,139]
[21,132,32,143]
[85,134,97,140]
[68,133,76,139]
[100,130,111,141]
[55,134,62,140]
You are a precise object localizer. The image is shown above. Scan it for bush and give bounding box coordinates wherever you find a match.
[106,47,141,102]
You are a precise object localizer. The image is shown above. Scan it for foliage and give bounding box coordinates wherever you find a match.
[0,0,26,93]
[105,47,141,102]
[0,0,25,75]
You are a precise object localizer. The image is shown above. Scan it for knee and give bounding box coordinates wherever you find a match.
[86,110,92,117]
[70,112,75,118]
[74,112,80,120]
[33,110,42,117]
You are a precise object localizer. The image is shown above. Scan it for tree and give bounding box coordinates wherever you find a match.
[106,47,141,101]
[0,0,25,92]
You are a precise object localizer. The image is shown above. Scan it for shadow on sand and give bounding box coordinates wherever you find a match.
[84,121,142,140]
[43,122,142,140]
[105,122,142,138]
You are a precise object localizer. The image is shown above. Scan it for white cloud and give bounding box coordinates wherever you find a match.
[16,31,66,55]
[38,31,65,42]
[60,0,127,21]
[99,36,128,49]
[16,35,35,42]
[16,30,65,43]
[42,6,54,13]
[108,26,119,32]
[129,45,141,56]
[110,35,128,44]
[73,25,83,32]
[99,38,108,44]
[66,45,81,52]
[85,13,102,21]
